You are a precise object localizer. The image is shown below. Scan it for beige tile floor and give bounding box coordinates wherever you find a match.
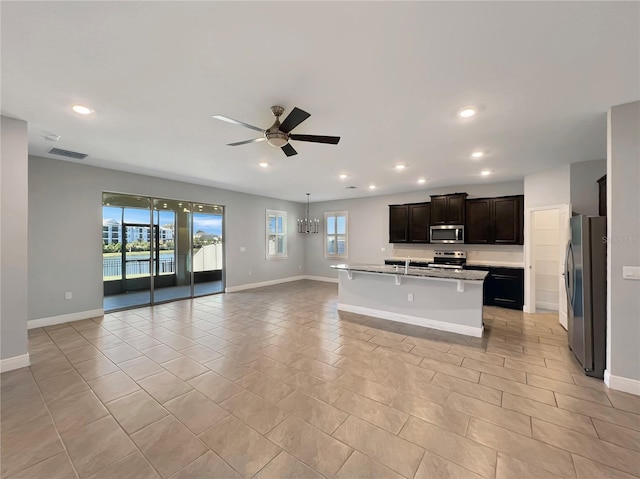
[2,280,639,479]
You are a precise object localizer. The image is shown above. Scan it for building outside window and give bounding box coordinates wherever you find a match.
[325,211,348,259]
[266,209,287,259]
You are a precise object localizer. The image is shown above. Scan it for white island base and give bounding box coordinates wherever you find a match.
[335,267,486,337]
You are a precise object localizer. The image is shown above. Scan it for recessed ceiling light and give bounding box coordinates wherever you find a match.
[471,151,484,159]
[369,185,376,190]
[481,170,491,176]
[259,162,269,168]
[458,106,477,118]
[338,174,347,180]
[395,164,406,171]
[417,178,426,184]
[72,105,93,115]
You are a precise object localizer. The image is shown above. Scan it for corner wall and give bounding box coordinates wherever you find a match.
[28,157,306,321]
[606,101,640,394]
[1,117,29,370]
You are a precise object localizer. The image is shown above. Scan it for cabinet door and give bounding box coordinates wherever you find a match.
[465,199,492,243]
[493,196,523,244]
[447,194,466,224]
[408,203,430,242]
[598,176,606,217]
[430,196,448,225]
[389,205,408,243]
[487,268,524,310]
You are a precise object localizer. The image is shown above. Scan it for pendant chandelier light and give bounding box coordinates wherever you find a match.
[298,193,319,234]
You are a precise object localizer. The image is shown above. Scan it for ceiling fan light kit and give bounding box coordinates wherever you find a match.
[213,106,340,157]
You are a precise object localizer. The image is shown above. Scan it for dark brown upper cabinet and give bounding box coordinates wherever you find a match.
[389,205,409,243]
[466,195,524,245]
[465,198,492,244]
[389,203,430,243]
[408,203,430,242]
[598,175,606,217]
[430,193,467,225]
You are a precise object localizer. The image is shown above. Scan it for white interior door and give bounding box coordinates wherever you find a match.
[557,206,570,329]
[532,210,561,312]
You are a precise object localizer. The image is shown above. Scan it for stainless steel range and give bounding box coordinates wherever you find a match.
[428,251,466,270]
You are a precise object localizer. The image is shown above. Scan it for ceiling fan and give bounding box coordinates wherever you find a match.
[212,106,340,157]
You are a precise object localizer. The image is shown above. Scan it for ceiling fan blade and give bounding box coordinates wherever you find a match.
[281,143,297,157]
[227,138,266,146]
[290,134,341,145]
[279,107,311,133]
[212,115,265,133]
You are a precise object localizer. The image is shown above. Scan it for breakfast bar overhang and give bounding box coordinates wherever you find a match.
[331,264,489,337]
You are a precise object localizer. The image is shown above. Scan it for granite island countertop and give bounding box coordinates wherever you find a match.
[384,257,525,268]
[330,263,488,282]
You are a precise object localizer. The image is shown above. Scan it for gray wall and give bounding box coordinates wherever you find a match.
[1,117,29,360]
[29,156,306,320]
[570,159,606,216]
[304,181,525,279]
[607,101,640,386]
[523,164,571,211]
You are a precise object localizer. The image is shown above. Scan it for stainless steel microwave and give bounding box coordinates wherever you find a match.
[430,225,464,243]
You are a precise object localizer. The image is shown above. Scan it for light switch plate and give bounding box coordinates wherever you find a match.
[622,266,640,280]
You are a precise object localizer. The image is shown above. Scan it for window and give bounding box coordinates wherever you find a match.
[266,209,287,259]
[325,211,348,259]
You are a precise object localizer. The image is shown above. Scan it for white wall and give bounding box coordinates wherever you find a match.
[28,156,306,321]
[1,117,29,365]
[304,181,525,279]
[606,101,640,393]
[523,165,571,313]
[570,159,606,216]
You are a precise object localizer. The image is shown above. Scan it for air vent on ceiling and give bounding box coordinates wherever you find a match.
[48,148,88,160]
[345,186,357,189]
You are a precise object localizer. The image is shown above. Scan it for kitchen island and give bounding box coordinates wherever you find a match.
[331,263,488,337]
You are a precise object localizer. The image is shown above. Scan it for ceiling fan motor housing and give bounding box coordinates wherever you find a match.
[265,106,289,147]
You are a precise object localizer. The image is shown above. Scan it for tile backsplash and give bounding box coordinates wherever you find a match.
[390,244,524,267]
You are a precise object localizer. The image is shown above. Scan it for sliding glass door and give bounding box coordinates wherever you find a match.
[192,204,224,297]
[103,193,224,312]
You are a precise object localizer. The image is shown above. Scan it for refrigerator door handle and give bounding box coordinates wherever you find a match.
[565,241,575,308]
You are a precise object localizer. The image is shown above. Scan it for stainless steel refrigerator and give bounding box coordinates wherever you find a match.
[565,215,607,378]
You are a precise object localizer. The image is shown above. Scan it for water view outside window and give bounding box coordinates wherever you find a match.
[102,193,224,311]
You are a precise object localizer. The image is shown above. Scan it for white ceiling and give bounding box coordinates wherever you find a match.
[2,2,638,202]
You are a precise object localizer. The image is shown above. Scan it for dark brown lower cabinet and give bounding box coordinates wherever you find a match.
[466,266,524,310]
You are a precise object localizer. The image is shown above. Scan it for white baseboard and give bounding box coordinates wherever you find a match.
[225,276,307,293]
[28,308,104,330]
[225,275,338,293]
[337,303,484,338]
[302,275,338,283]
[535,301,559,311]
[0,353,30,373]
[604,370,640,396]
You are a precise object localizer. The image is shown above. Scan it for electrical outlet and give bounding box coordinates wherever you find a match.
[381,247,386,252]
[65,292,72,300]
[299,265,302,269]
[240,247,246,252]
[248,270,252,276]
[407,293,414,302]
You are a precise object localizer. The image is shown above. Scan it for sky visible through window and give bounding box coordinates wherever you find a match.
[103,206,222,235]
